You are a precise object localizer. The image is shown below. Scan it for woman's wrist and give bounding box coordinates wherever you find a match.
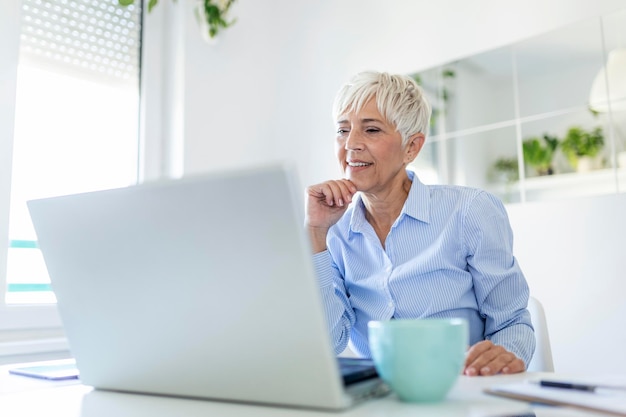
[306,226,329,253]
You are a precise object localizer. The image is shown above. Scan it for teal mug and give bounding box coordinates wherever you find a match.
[368,318,468,403]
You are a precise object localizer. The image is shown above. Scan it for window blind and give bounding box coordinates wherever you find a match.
[18,0,142,85]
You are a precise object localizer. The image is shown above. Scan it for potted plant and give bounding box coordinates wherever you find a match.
[490,157,519,183]
[560,126,604,172]
[118,0,236,41]
[522,134,559,176]
[488,157,519,203]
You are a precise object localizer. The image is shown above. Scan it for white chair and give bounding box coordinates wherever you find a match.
[342,296,555,372]
[526,296,554,372]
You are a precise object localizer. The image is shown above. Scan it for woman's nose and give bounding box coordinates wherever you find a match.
[345,131,364,150]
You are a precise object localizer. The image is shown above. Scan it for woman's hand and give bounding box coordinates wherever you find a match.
[305,179,357,252]
[463,340,525,376]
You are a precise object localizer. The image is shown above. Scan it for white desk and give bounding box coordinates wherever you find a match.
[0,369,612,417]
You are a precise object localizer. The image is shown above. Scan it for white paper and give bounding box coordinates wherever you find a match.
[486,381,626,416]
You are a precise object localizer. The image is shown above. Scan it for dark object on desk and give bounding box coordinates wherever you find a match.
[540,379,626,392]
[540,380,596,391]
[8,359,79,381]
[485,382,626,416]
[338,358,378,385]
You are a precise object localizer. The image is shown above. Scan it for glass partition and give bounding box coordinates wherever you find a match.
[410,8,626,203]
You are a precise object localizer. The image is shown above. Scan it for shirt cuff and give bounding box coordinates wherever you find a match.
[312,250,335,288]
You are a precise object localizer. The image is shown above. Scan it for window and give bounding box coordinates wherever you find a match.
[2,0,143,311]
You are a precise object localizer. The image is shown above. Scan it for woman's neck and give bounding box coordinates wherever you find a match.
[361,176,412,247]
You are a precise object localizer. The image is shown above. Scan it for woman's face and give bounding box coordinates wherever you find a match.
[335,98,422,195]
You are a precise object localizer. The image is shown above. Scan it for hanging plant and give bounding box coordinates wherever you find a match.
[118,0,237,40]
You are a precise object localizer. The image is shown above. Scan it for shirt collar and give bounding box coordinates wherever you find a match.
[349,170,431,233]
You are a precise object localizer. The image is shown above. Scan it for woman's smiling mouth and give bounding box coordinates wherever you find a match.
[347,161,373,167]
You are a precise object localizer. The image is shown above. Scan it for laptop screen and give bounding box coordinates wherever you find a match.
[27,163,387,410]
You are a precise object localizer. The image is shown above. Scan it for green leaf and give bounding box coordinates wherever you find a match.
[562,126,604,158]
[559,126,604,168]
[522,134,559,174]
[133,0,237,38]
[411,74,422,85]
[442,69,455,78]
[148,0,159,12]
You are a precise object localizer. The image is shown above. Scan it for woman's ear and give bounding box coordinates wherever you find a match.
[404,133,426,163]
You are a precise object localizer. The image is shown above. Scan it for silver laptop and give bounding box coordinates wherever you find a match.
[27,163,388,410]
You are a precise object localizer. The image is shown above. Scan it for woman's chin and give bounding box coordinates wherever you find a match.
[343,170,367,191]
[346,178,365,192]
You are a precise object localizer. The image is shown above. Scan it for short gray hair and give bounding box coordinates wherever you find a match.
[332,71,432,145]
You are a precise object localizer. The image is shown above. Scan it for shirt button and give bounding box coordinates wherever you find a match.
[388,302,394,307]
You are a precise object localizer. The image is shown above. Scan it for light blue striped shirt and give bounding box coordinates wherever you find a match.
[313,170,535,366]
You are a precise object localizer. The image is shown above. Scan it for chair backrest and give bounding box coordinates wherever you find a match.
[342,296,555,371]
[526,296,554,372]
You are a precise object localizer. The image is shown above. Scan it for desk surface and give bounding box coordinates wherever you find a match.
[0,368,613,417]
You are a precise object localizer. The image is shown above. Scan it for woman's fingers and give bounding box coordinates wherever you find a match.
[305,179,357,231]
[464,340,525,376]
[309,179,356,207]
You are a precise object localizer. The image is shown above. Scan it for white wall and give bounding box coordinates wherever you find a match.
[163,0,626,374]
[0,0,19,164]
[176,0,626,186]
[0,0,20,310]
[507,193,626,375]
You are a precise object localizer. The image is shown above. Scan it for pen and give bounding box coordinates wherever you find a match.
[539,380,596,392]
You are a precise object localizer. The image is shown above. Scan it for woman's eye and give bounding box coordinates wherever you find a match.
[337,129,349,135]
[365,128,381,133]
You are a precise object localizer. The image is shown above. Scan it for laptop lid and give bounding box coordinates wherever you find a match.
[27,163,385,410]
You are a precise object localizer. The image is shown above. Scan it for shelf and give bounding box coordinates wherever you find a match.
[486,167,626,203]
[413,7,626,205]
[524,167,624,189]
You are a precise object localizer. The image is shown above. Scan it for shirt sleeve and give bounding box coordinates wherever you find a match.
[312,250,356,355]
[462,191,536,367]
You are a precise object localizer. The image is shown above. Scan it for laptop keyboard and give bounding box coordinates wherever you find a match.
[338,357,379,385]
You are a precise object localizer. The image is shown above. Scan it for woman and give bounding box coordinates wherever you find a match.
[305,71,535,376]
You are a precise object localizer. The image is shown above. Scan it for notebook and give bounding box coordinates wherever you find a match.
[26,163,388,410]
[485,380,626,416]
